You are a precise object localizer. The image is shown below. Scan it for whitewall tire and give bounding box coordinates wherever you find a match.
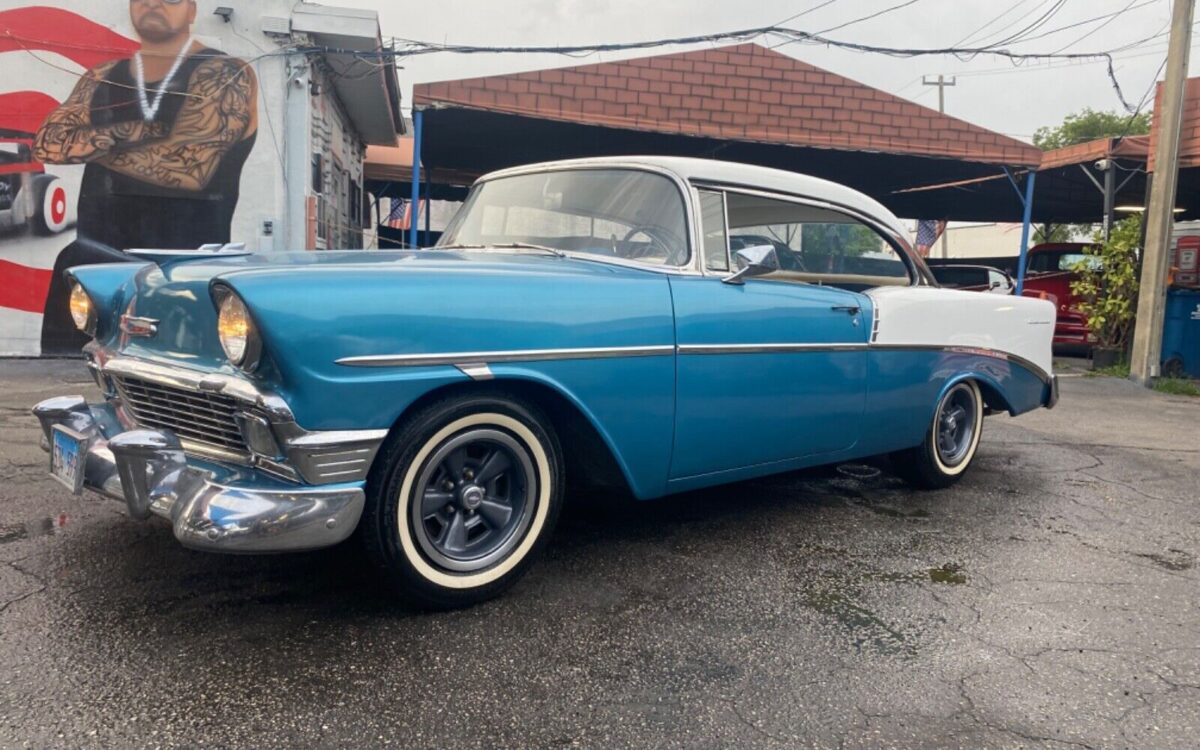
[893,379,984,489]
[361,390,563,608]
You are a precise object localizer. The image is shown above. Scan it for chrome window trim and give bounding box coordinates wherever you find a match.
[678,343,869,355]
[445,163,702,275]
[336,345,676,368]
[687,181,931,286]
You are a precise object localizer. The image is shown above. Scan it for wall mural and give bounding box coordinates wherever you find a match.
[0,2,259,354]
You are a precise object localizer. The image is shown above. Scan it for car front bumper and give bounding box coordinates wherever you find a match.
[32,396,365,553]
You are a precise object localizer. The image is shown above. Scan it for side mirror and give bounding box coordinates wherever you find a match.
[721,245,780,285]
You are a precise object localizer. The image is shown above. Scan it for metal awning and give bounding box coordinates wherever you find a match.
[292,3,404,145]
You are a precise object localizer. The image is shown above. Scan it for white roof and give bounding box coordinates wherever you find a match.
[481,156,908,242]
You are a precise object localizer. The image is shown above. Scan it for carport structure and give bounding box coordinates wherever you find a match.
[889,136,1152,227]
[395,42,1044,252]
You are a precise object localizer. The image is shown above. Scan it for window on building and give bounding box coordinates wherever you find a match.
[311,154,323,194]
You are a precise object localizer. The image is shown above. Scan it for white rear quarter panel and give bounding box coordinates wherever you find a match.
[866,286,1056,375]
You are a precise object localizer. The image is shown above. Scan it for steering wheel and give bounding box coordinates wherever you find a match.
[619,225,686,265]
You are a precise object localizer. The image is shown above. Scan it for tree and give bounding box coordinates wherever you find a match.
[1032,108,1151,151]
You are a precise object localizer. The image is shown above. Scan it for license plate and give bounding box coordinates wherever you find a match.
[50,425,88,495]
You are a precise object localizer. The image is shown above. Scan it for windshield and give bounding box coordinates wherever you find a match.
[438,169,689,266]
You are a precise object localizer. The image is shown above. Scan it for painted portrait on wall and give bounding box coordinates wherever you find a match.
[0,1,259,354]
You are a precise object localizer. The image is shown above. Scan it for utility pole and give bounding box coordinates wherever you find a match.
[924,74,956,258]
[1130,0,1195,386]
[923,74,956,113]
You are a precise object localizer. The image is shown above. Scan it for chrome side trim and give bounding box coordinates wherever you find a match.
[286,429,389,447]
[678,343,869,355]
[457,363,495,381]
[280,428,389,485]
[337,345,675,368]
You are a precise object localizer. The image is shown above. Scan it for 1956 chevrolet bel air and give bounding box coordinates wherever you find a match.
[33,157,1057,607]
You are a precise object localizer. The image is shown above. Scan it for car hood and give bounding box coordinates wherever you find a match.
[83,248,666,370]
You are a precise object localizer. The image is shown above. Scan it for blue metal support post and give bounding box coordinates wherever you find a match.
[1004,167,1037,295]
[408,109,423,249]
[1015,171,1036,295]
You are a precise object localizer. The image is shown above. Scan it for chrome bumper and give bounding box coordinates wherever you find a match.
[1046,375,1059,409]
[32,396,365,553]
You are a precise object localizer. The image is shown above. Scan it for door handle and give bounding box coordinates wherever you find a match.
[831,305,861,315]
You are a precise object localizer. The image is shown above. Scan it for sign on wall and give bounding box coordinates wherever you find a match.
[0,2,261,355]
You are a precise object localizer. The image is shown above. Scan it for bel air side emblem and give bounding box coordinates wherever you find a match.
[119,315,159,337]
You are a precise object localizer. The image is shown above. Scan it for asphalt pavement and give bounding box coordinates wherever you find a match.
[0,358,1197,749]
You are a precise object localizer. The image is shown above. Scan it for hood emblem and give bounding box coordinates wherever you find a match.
[120,315,159,337]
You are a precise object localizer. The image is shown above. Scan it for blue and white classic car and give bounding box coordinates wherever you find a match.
[34,157,1057,607]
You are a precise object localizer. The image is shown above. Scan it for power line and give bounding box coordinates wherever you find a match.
[814,0,924,35]
[772,0,845,27]
[1007,0,1160,46]
[963,0,1063,49]
[954,0,1039,47]
[984,0,1071,49]
[1050,0,1144,54]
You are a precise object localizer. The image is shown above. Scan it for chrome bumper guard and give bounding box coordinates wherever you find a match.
[32,396,365,553]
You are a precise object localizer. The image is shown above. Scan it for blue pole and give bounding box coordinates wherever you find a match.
[408,109,423,249]
[1015,171,1036,295]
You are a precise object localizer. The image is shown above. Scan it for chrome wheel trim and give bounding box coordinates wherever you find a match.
[409,427,537,573]
[934,383,978,468]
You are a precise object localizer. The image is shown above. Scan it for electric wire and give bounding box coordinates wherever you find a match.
[953,0,1038,48]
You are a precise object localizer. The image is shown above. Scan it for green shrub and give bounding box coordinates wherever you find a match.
[1070,215,1142,350]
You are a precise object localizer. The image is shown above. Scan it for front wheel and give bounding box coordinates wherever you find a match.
[361,391,564,609]
[891,380,984,489]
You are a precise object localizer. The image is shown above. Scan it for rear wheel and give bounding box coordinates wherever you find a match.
[31,174,69,235]
[361,391,563,609]
[892,380,984,489]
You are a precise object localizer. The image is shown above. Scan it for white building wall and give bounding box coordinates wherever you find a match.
[0,0,388,354]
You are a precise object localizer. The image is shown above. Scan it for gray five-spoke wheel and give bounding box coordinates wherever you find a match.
[411,428,537,573]
[935,383,978,468]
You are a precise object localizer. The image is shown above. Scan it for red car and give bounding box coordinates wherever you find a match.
[1021,242,1097,349]
[0,133,70,236]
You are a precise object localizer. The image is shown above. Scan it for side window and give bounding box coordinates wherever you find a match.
[724,191,911,288]
[698,189,729,272]
[988,269,1007,289]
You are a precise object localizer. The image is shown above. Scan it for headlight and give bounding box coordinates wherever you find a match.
[216,292,258,368]
[68,283,96,335]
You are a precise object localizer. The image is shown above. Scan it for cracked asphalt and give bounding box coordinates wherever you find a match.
[1,358,1197,749]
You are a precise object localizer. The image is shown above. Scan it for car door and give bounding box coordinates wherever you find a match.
[668,189,873,480]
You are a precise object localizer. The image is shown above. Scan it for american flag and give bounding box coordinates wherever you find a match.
[385,198,409,230]
[915,219,947,257]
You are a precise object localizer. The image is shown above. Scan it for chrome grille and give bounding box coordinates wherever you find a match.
[113,375,249,455]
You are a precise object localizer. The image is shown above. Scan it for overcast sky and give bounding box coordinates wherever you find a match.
[320,0,1193,143]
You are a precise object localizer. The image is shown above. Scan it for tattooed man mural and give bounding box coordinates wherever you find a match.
[32,0,258,352]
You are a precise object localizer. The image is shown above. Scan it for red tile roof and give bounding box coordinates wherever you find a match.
[1148,77,1200,172]
[1039,135,1149,171]
[414,43,1041,168]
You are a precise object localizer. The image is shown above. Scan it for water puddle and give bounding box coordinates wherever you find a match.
[0,513,69,544]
